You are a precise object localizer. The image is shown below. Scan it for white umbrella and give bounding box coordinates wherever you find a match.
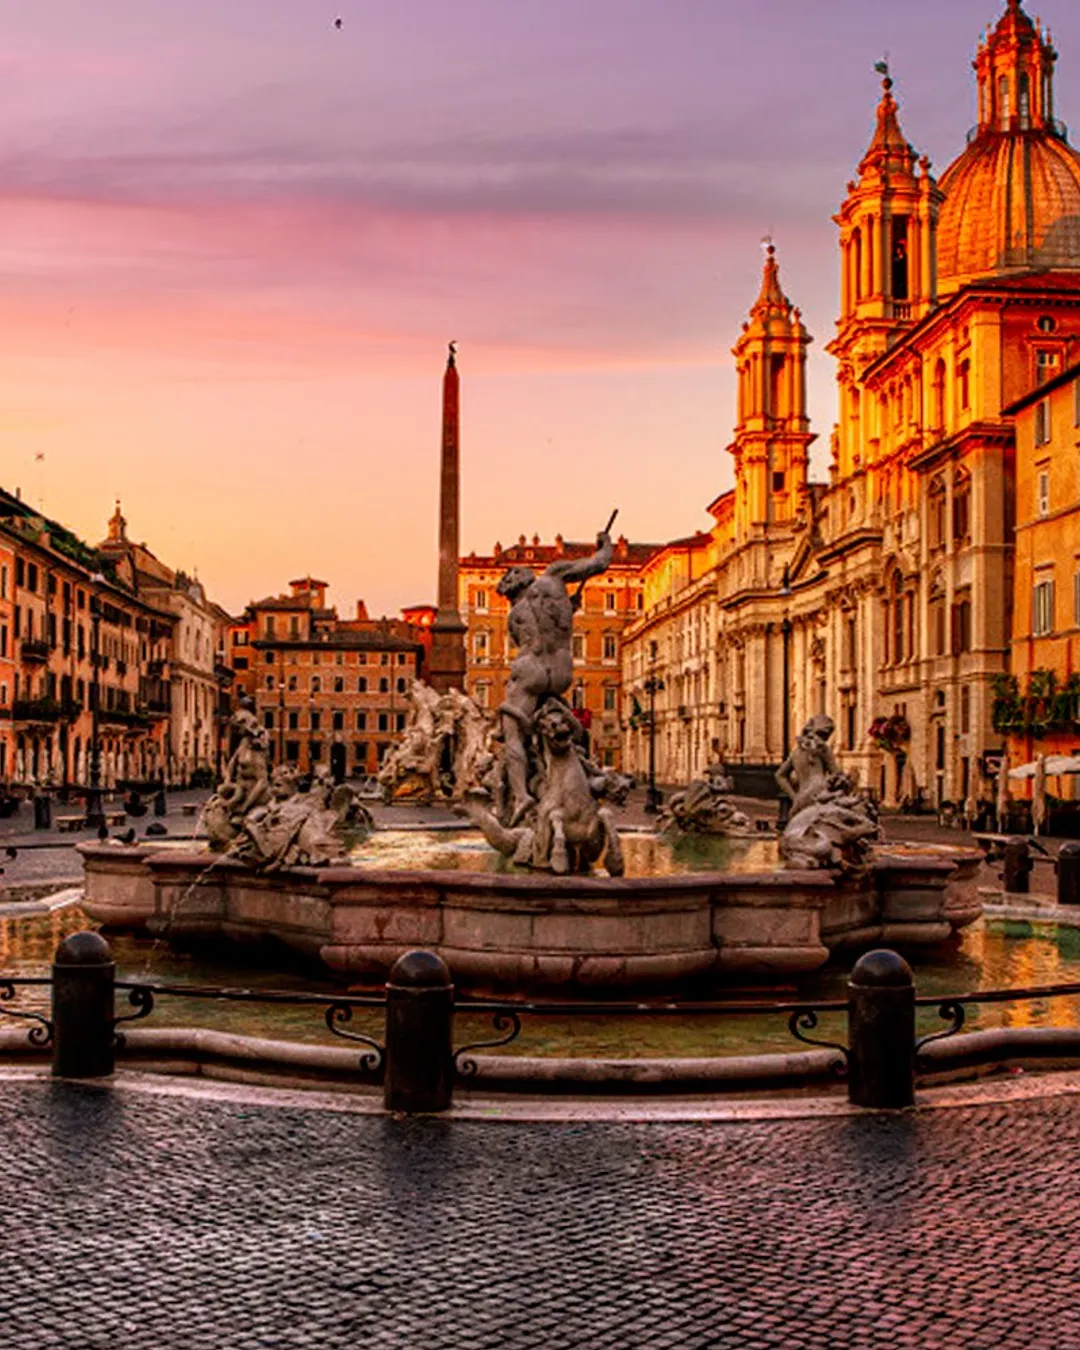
[1032,753,1048,836]
[1009,755,1080,779]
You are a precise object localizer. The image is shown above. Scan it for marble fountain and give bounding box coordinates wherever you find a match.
[78,530,980,995]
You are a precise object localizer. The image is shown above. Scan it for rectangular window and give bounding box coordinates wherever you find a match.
[396,677,407,694]
[602,634,617,663]
[603,686,617,712]
[14,558,23,588]
[1036,349,1061,384]
[379,677,389,693]
[1033,578,1055,636]
[334,677,344,692]
[263,711,274,730]
[25,563,37,593]
[355,711,367,731]
[1074,571,1080,627]
[475,684,490,708]
[357,676,368,693]
[398,653,408,665]
[958,361,970,411]
[474,589,488,611]
[1037,468,1051,517]
[572,634,585,663]
[332,711,344,732]
[604,592,616,614]
[0,565,6,600]
[378,712,389,732]
[310,711,321,731]
[264,616,276,638]
[396,712,406,732]
[1035,399,1052,446]
[0,625,6,659]
[772,471,785,492]
[288,711,299,730]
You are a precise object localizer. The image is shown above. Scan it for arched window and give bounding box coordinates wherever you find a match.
[932,358,946,431]
[852,228,863,302]
[928,476,947,550]
[952,469,972,545]
[999,75,1011,129]
[1019,74,1031,129]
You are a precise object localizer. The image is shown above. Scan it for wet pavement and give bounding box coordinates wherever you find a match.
[0,1075,1077,1348]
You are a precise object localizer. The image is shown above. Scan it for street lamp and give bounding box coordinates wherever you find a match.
[777,566,793,829]
[643,668,666,814]
[84,572,107,831]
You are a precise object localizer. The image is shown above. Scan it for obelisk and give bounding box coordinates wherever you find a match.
[427,341,467,692]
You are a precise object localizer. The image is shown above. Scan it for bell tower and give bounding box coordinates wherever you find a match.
[729,243,814,536]
[828,66,942,480]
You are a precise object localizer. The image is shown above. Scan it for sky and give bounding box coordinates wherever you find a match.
[1,0,1078,616]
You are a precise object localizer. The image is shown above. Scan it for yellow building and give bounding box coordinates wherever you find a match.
[624,0,1080,809]
[1002,360,1080,766]
[459,535,659,767]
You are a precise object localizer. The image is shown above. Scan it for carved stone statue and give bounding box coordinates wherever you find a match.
[228,765,373,871]
[461,699,624,875]
[497,529,614,826]
[660,764,756,836]
[777,715,879,872]
[202,707,271,851]
[378,680,494,804]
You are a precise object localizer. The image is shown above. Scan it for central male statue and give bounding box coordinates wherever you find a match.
[496,529,614,824]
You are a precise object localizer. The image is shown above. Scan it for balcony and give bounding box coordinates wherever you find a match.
[13,698,82,724]
[20,639,50,664]
[99,707,150,731]
[147,659,168,678]
[143,698,172,718]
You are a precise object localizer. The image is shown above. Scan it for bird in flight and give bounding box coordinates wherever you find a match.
[334,16,343,28]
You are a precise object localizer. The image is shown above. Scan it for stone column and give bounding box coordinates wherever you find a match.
[428,343,467,692]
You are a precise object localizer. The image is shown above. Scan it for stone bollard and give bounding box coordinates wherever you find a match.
[52,931,116,1079]
[1058,843,1080,906]
[1003,837,1034,894]
[153,789,167,817]
[847,949,915,1110]
[384,950,454,1114]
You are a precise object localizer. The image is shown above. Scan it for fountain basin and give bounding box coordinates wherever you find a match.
[77,839,981,993]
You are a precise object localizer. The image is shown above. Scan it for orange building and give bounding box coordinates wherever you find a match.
[1002,359,1080,767]
[458,535,660,767]
[0,489,179,791]
[229,579,426,780]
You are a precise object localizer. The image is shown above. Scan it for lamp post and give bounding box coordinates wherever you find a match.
[777,566,793,829]
[84,573,107,831]
[643,669,665,814]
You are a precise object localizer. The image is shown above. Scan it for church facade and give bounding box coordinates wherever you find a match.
[623,0,1080,809]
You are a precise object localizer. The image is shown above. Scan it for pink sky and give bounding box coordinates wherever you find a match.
[2,0,1077,615]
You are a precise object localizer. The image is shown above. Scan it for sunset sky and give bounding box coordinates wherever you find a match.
[2,0,1078,615]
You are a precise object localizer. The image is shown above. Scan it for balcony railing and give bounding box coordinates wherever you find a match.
[12,698,82,724]
[20,639,50,664]
[98,707,150,731]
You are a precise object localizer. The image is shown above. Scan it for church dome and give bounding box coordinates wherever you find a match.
[937,127,1080,289]
[936,0,1080,292]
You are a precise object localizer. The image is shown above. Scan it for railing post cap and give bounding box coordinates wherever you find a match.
[388,949,451,989]
[850,949,913,988]
[54,931,113,966]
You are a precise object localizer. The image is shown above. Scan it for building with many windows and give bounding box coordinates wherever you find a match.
[623,0,1080,808]
[229,578,425,780]
[1001,359,1080,766]
[97,503,233,785]
[0,490,180,789]
[458,535,660,767]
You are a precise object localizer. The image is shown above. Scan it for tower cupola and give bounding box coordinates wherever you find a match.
[729,244,814,533]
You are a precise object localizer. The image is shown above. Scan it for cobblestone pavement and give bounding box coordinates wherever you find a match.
[2,1079,1079,1348]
